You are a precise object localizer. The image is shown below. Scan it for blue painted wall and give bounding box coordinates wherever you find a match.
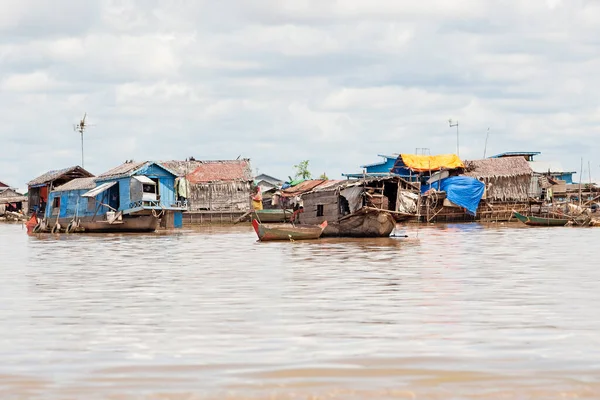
[363,157,397,174]
[95,162,178,210]
[554,173,574,184]
[46,162,181,221]
[45,189,109,220]
[174,211,183,228]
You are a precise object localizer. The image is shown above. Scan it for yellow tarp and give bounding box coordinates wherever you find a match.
[400,154,464,172]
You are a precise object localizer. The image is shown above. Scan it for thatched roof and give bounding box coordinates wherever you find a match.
[464,157,532,179]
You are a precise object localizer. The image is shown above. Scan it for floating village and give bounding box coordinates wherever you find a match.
[2,142,600,241]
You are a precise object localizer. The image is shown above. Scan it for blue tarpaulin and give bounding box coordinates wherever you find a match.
[422,176,485,216]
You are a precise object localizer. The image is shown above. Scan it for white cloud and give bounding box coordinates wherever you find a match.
[1,0,600,185]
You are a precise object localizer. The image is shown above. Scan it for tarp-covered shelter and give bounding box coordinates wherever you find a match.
[422,176,485,215]
[392,154,464,174]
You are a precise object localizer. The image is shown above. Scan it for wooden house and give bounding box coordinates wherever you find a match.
[0,185,28,215]
[162,159,254,212]
[27,166,94,216]
[463,157,533,201]
[281,176,418,237]
[255,174,283,193]
[94,161,185,228]
[38,161,186,232]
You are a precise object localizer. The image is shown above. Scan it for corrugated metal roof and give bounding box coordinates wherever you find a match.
[161,160,202,176]
[97,161,179,180]
[97,161,147,179]
[185,160,253,183]
[0,181,9,188]
[27,166,94,187]
[280,177,403,197]
[254,174,283,185]
[280,180,329,197]
[53,177,98,192]
[133,175,156,184]
[82,181,118,198]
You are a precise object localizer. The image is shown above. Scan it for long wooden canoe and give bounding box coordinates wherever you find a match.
[252,219,327,241]
[512,211,569,227]
[253,209,294,222]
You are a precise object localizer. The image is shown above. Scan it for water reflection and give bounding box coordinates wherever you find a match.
[1,222,600,398]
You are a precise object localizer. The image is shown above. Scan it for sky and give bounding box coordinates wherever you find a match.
[2,0,600,190]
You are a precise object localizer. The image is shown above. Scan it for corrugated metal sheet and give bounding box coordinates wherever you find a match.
[98,161,179,180]
[27,166,93,187]
[186,160,253,183]
[280,180,328,197]
[82,181,118,198]
[133,175,156,184]
[97,161,146,179]
[53,177,97,192]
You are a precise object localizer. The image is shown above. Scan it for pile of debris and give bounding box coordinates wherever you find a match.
[0,210,28,222]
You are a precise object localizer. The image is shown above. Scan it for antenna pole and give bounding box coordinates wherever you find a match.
[483,127,490,158]
[579,157,583,207]
[81,130,84,168]
[449,119,459,157]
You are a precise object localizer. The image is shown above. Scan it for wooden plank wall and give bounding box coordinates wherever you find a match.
[300,191,339,225]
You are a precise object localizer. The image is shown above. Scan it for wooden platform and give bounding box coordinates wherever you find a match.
[415,201,530,223]
[182,210,249,225]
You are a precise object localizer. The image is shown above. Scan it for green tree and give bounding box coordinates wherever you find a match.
[319,172,328,180]
[293,160,312,180]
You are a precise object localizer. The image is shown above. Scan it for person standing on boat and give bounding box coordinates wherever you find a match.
[251,186,263,210]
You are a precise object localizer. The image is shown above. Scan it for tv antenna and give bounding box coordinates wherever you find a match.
[73,113,93,168]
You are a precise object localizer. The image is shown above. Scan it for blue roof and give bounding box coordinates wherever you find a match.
[490,151,541,158]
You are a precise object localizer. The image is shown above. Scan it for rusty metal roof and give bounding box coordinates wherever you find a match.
[280,180,329,197]
[184,160,253,183]
[281,176,410,197]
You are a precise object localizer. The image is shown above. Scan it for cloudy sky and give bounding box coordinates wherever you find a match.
[2,0,599,188]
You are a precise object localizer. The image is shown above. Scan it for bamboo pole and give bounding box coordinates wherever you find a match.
[579,157,583,207]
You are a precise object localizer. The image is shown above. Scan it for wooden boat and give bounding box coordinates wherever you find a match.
[323,207,397,237]
[252,219,327,241]
[31,214,159,234]
[512,211,569,227]
[253,209,293,222]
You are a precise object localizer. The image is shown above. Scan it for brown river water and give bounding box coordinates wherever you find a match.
[1,222,600,399]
